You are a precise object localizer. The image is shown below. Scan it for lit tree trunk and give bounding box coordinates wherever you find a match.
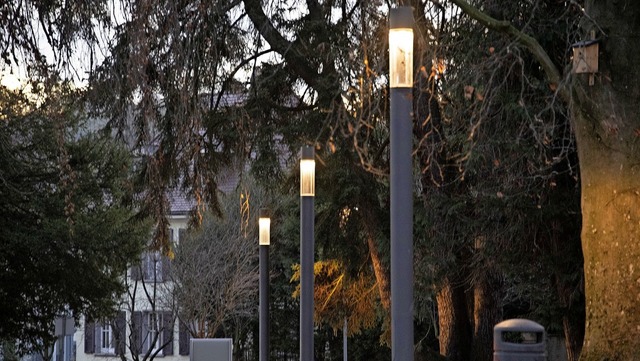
[362,208,392,343]
[367,232,391,313]
[361,207,391,315]
[572,2,640,359]
[436,276,472,361]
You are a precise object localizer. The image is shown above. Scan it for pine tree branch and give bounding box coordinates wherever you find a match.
[242,0,320,89]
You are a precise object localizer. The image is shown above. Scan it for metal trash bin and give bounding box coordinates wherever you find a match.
[190,338,233,361]
[494,319,546,361]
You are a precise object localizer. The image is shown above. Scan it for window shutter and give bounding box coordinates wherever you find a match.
[84,319,95,354]
[142,253,152,282]
[130,261,142,281]
[114,311,127,356]
[94,324,103,354]
[141,312,150,354]
[162,312,174,355]
[178,322,190,356]
[132,311,143,355]
[178,228,186,242]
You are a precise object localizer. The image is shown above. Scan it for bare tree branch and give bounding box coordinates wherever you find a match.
[447,0,569,102]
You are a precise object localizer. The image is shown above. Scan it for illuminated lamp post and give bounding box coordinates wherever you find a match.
[300,146,315,361]
[259,209,271,361]
[389,7,414,361]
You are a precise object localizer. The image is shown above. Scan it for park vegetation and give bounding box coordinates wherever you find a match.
[1,1,639,360]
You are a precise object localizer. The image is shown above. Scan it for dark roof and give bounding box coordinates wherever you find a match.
[168,170,240,215]
[168,188,194,215]
[571,39,599,48]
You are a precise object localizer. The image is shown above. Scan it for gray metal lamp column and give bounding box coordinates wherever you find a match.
[300,146,315,361]
[259,209,271,361]
[389,7,414,361]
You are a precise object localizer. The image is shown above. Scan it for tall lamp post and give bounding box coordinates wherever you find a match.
[389,7,414,361]
[259,209,271,361]
[300,146,315,361]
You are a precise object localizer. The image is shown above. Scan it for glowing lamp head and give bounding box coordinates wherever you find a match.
[300,146,315,197]
[389,7,414,88]
[259,209,271,246]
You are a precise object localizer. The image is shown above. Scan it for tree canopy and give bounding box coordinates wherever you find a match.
[0,83,149,354]
[4,0,640,360]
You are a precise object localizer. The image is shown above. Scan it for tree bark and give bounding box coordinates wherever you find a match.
[436,276,472,361]
[471,244,503,361]
[367,231,391,314]
[572,2,640,359]
[361,207,392,343]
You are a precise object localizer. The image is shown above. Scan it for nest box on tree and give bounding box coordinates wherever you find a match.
[572,34,599,85]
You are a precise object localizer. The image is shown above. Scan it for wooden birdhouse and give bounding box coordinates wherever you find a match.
[572,35,599,86]
[572,39,599,74]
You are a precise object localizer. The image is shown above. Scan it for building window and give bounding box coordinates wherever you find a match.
[84,312,125,356]
[130,251,171,283]
[131,311,173,356]
[99,325,115,354]
[148,312,163,353]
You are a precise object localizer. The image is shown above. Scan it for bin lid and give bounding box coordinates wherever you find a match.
[494,318,544,332]
[494,319,545,353]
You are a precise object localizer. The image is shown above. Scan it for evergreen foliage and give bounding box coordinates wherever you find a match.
[0,83,149,354]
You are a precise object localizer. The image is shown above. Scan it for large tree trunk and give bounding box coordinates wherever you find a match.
[572,2,640,359]
[436,276,472,361]
[471,273,502,361]
[471,239,503,361]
